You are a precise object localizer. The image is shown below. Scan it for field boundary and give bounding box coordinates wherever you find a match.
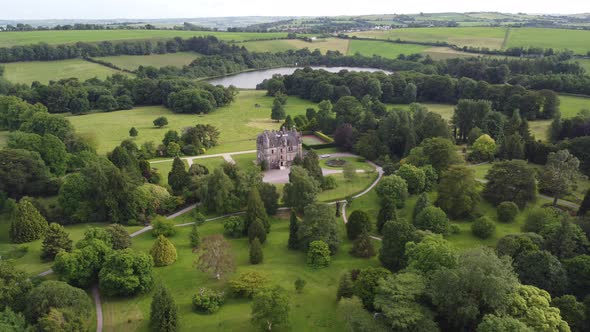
[501,27,511,49]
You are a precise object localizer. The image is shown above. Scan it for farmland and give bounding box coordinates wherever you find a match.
[559,94,590,118]
[506,27,590,54]
[95,52,200,70]
[241,38,349,54]
[1,58,128,84]
[347,39,429,58]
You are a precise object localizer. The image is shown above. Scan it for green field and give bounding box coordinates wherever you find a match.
[242,38,349,54]
[347,39,429,58]
[507,28,590,54]
[2,58,127,84]
[574,58,590,74]
[95,52,200,70]
[0,131,8,147]
[102,214,379,332]
[559,94,590,118]
[0,30,291,47]
[67,90,316,155]
[318,172,378,202]
[391,103,455,120]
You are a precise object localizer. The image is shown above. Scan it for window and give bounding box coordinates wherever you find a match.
[271,149,274,154]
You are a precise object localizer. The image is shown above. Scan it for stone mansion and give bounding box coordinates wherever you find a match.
[256,129,303,169]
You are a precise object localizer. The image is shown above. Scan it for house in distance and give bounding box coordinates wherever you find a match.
[256,129,303,169]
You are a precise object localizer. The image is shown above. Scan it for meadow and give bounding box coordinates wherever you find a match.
[347,39,429,59]
[559,94,590,118]
[506,28,590,54]
[67,90,316,155]
[241,38,349,54]
[0,30,291,47]
[95,52,200,70]
[1,58,128,84]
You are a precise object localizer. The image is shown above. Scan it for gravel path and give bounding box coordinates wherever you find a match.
[92,286,103,332]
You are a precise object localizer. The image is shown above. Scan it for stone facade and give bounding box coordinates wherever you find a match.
[256,129,303,169]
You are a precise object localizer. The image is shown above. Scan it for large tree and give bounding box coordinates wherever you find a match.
[98,249,154,296]
[0,262,33,313]
[564,255,590,300]
[196,234,234,280]
[539,149,582,206]
[25,281,92,325]
[514,250,568,296]
[346,210,371,240]
[505,285,569,332]
[41,223,72,261]
[436,165,481,218]
[483,160,537,208]
[379,219,417,272]
[375,175,408,209]
[245,188,269,232]
[283,166,320,212]
[168,157,189,196]
[251,286,290,331]
[150,284,178,332]
[405,234,458,274]
[0,148,54,199]
[405,137,462,173]
[297,203,340,254]
[10,198,48,243]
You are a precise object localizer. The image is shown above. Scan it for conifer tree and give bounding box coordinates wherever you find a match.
[106,224,131,250]
[379,219,416,272]
[150,235,178,267]
[350,232,376,258]
[377,203,397,234]
[168,157,188,195]
[248,219,267,244]
[336,272,354,300]
[249,237,263,264]
[287,211,299,250]
[150,284,178,332]
[413,192,430,220]
[10,199,48,244]
[41,223,73,261]
[129,127,138,137]
[270,98,286,121]
[245,188,269,232]
[189,223,200,250]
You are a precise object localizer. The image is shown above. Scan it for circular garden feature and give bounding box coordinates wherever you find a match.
[326,158,347,167]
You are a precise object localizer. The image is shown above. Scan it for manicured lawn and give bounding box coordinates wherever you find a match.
[318,172,378,202]
[95,52,201,70]
[559,94,590,119]
[0,30,291,47]
[507,28,590,54]
[302,135,326,145]
[101,215,380,332]
[242,38,349,54]
[67,90,316,155]
[2,59,128,84]
[347,40,429,58]
[231,153,258,172]
[319,157,375,172]
[150,159,190,185]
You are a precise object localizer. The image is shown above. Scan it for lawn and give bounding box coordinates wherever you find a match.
[242,38,349,54]
[0,130,8,147]
[347,40,429,59]
[506,28,590,54]
[349,27,507,49]
[67,90,316,155]
[150,159,190,185]
[2,58,128,84]
[95,52,200,70]
[302,135,326,146]
[317,172,378,202]
[101,215,380,332]
[574,58,590,74]
[319,156,376,172]
[559,94,590,118]
[231,153,259,172]
[0,30,291,47]
[391,103,455,120]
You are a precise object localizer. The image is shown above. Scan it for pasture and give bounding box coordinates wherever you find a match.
[347,39,429,59]
[559,94,590,118]
[0,30,291,47]
[95,52,200,70]
[506,28,590,54]
[67,90,316,155]
[1,58,127,84]
[242,38,349,54]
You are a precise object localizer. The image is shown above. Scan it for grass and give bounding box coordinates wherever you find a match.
[67,90,316,155]
[242,38,349,54]
[1,59,128,84]
[347,40,429,59]
[391,103,455,120]
[319,157,375,172]
[150,159,189,185]
[318,172,378,202]
[302,135,326,145]
[0,30,291,47]
[95,52,200,70]
[559,94,590,118]
[506,28,590,54]
[0,130,8,147]
[231,153,259,172]
[101,215,380,332]
[574,58,590,74]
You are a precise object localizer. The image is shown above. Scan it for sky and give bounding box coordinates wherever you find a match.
[2,0,588,20]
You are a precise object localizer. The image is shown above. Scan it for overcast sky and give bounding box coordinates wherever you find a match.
[2,0,588,20]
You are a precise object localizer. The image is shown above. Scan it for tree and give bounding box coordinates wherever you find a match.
[0,308,29,332]
[0,262,33,313]
[397,164,426,194]
[436,165,480,218]
[302,150,323,186]
[0,148,54,199]
[469,134,496,162]
[99,249,154,296]
[483,160,537,208]
[406,234,458,274]
[167,89,215,114]
[496,233,543,259]
[414,206,450,235]
[374,272,438,331]
[251,286,290,331]
[248,219,267,244]
[413,192,430,220]
[196,234,234,280]
[578,189,590,216]
[472,216,496,239]
[506,285,569,332]
[342,162,356,182]
[287,211,299,250]
[245,188,269,232]
[189,223,200,249]
[270,98,286,122]
[249,237,264,265]
[500,134,525,160]
[337,272,355,301]
[294,278,306,294]
[10,198,48,243]
[477,315,533,332]
[539,149,582,206]
[497,201,519,223]
[192,287,225,314]
[346,210,371,240]
[353,267,390,311]
[430,247,519,330]
[514,250,568,296]
[224,216,246,238]
[168,157,188,195]
[564,255,590,300]
[350,232,376,258]
[106,224,131,250]
[152,217,177,237]
[259,183,279,215]
[41,223,72,261]
[282,166,320,212]
[129,127,138,137]
[229,272,268,298]
[467,127,484,145]
[307,240,331,268]
[406,137,461,173]
[153,116,168,128]
[543,220,589,260]
[552,295,586,332]
[375,175,408,209]
[379,219,416,271]
[522,207,561,233]
[377,203,397,234]
[452,99,492,141]
[403,83,417,103]
[150,235,178,267]
[150,285,178,332]
[199,168,235,214]
[297,203,340,254]
[53,239,112,288]
[337,296,388,332]
[25,281,92,325]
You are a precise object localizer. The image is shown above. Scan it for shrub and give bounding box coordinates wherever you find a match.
[10,199,48,244]
[25,281,92,324]
[249,238,263,265]
[307,240,331,268]
[322,175,338,190]
[414,206,450,235]
[192,288,225,314]
[248,219,266,244]
[472,217,496,239]
[350,233,376,258]
[223,216,246,238]
[149,284,178,332]
[106,224,131,250]
[294,278,307,294]
[153,116,168,128]
[150,235,177,267]
[152,218,176,238]
[229,272,267,298]
[41,223,73,261]
[397,164,426,194]
[376,175,408,209]
[497,201,519,223]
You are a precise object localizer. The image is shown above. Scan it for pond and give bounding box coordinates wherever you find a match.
[206,66,391,89]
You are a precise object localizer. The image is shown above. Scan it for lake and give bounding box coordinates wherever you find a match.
[206,66,391,89]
